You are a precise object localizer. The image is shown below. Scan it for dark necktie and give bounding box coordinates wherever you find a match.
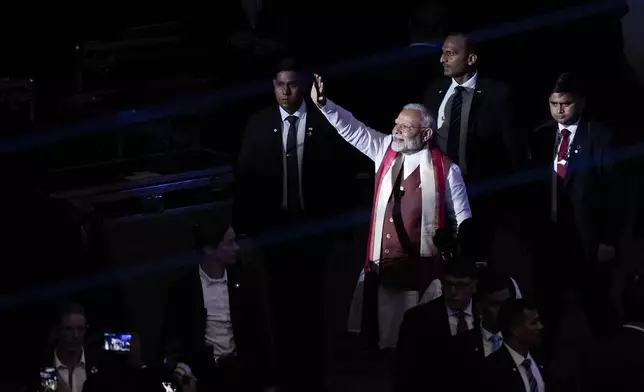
[556,128,571,179]
[285,115,301,211]
[446,86,465,162]
[521,358,540,392]
[455,310,468,334]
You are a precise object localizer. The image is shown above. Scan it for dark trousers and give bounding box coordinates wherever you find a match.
[263,213,328,392]
[533,216,618,359]
[468,194,500,264]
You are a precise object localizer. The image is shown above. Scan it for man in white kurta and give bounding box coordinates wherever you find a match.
[311,74,472,348]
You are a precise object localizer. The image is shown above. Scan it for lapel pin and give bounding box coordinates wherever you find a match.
[235,283,240,288]
[475,90,482,94]
[273,129,278,133]
[91,366,98,374]
[438,90,443,94]
[474,347,479,351]
[307,127,313,137]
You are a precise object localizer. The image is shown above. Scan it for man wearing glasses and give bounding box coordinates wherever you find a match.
[395,261,479,392]
[311,74,472,350]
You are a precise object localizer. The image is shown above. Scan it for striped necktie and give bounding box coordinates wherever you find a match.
[521,358,539,392]
[446,86,465,163]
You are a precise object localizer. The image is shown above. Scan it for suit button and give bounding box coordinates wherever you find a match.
[384,249,390,254]
[386,234,391,239]
[400,186,405,192]
[389,217,394,223]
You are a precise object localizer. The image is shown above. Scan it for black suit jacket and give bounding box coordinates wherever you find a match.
[577,326,644,392]
[424,77,525,183]
[481,345,546,392]
[529,119,618,257]
[449,326,486,392]
[162,261,275,389]
[234,101,355,235]
[395,296,479,392]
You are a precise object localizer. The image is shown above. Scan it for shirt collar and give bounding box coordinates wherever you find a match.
[481,323,503,341]
[504,343,533,367]
[54,347,86,369]
[558,118,580,136]
[199,266,228,286]
[279,101,307,122]
[450,72,478,92]
[447,300,473,317]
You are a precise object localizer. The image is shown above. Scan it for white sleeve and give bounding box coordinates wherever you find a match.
[445,163,472,227]
[317,99,389,162]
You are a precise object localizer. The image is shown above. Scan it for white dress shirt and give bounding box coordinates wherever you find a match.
[436,73,479,130]
[200,267,236,357]
[505,344,545,392]
[553,119,580,172]
[54,348,86,392]
[481,324,503,357]
[446,300,474,336]
[279,101,307,210]
[318,99,472,226]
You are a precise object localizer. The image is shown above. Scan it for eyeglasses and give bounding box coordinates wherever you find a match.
[393,121,422,133]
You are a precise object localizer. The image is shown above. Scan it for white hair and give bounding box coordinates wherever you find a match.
[402,103,436,130]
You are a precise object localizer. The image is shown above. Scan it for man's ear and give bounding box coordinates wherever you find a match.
[467,53,478,66]
[422,128,434,143]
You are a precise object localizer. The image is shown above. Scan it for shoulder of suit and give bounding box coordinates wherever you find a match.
[249,106,279,121]
[584,119,613,138]
[534,119,557,134]
[426,79,450,94]
[485,345,508,364]
[405,298,437,319]
[477,77,510,96]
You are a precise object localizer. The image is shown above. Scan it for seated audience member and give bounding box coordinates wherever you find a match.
[36,303,92,392]
[576,271,644,392]
[449,268,515,392]
[34,303,154,392]
[395,261,478,392]
[163,217,276,392]
[481,299,546,392]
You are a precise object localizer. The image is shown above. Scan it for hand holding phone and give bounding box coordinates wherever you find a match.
[103,332,132,352]
[40,367,59,391]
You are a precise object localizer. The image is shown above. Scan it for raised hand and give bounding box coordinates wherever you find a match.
[311,73,327,106]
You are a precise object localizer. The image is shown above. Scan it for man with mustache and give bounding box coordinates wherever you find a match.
[311,74,472,349]
[424,33,525,264]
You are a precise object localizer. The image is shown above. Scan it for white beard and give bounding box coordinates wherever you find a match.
[391,136,424,154]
